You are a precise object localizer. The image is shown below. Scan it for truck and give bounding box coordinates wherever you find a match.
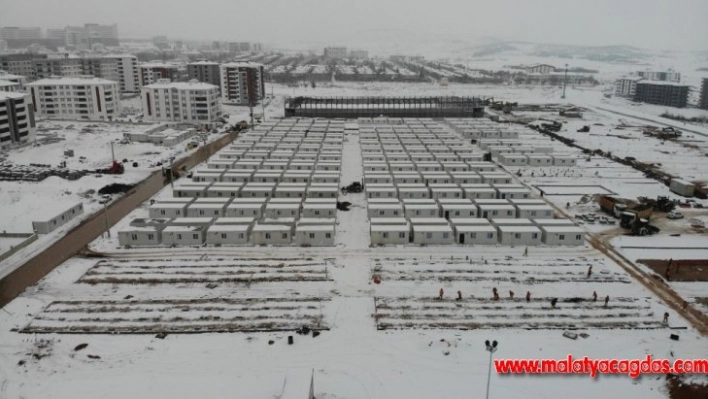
[620,212,660,236]
[597,195,629,218]
[669,179,695,197]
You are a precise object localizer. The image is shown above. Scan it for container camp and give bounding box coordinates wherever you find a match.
[225,203,265,218]
[118,226,162,247]
[302,202,337,218]
[393,172,422,185]
[496,187,531,200]
[551,154,577,166]
[398,187,432,200]
[206,224,251,245]
[187,203,228,218]
[453,225,498,245]
[370,223,411,245]
[515,204,554,219]
[496,225,542,246]
[161,225,206,246]
[462,185,497,200]
[539,226,585,246]
[274,184,307,198]
[206,183,242,198]
[191,169,225,182]
[307,185,339,198]
[250,224,293,245]
[526,154,553,166]
[412,224,454,245]
[451,172,482,185]
[295,224,335,246]
[366,186,399,199]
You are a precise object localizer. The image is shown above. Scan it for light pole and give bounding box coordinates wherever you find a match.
[485,339,498,399]
[102,202,111,238]
[561,63,568,99]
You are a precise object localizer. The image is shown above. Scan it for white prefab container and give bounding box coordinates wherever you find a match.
[540,226,585,246]
[281,172,312,184]
[368,198,402,204]
[307,185,339,198]
[398,187,431,200]
[295,225,335,246]
[369,218,408,225]
[170,217,214,227]
[226,203,265,218]
[475,199,511,206]
[161,226,205,246]
[368,203,403,218]
[454,225,498,245]
[452,173,482,185]
[252,172,283,184]
[118,226,161,247]
[364,174,393,184]
[498,154,528,166]
[221,171,254,183]
[479,173,512,185]
[265,203,301,219]
[466,162,497,173]
[669,179,695,197]
[206,184,242,198]
[491,218,534,227]
[510,199,547,206]
[311,173,340,184]
[450,218,491,227]
[430,187,463,200]
[240,184,276,198]
[515,204,554,219]
[440,204,477,219]
[302,203,337,218]
[422,173,452,185]
[251,224,293,245]
[402,198,437,205]
[526,154,553,166]
[206,224,250,245]
[192,170,225,182]
[478,204,516,219]
[370,223,410,245]
[208,160,235,169]
[173,185,210,198]
[497,225,542,246]
[551,155,577,166]
[367,186,399,199]
[412,224,454,245]
[149,203,188,219]
[274,185,307,199]
[213,217,255,226]
[187,203,228,218]
[404,204,440,218]
[496,188,531,200]
[462,185,497,200]
[297,218,336,226]
[532,218,576,227]
[393,173,422,184]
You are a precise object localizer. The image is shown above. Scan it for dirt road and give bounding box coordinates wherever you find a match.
[0,131,239,308]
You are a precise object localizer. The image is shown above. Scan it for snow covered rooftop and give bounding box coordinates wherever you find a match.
[144,80,219,90]
[27,76,118,86]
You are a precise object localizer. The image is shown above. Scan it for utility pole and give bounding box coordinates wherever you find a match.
[561,63,568,99]
[102,202,111,238]
[110,141,115,162]
[485,340,498,399]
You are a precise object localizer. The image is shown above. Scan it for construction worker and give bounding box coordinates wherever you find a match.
[492,287,499,301]
[526,291,531,302]
[457,290,462,301]
[551,298,558,308]
[587,265,593,278]
[604,295,609,307]
[665,267,671,281]
[663,312,669,324]
[523,247,529,257]
[593,291,597,302]
[683,301,689,310]
[509,290,514,299]
[439,288,444,300]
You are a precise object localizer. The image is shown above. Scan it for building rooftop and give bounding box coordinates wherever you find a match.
[189,60,220,66]
[27,76,118,86]
[144,80,219,90]
[222,61,264,68]
[0,91,27,101]
[636,81,690,87]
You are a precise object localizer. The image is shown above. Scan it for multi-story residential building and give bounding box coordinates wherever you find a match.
[0,27,42,41]
[633,81,690,108]
[699,78,708,111]
[614,76,643,98]
[0,71,28,90]
[33,58,83,80]
[324,47,347,59]
[0,80,21,92]
[0,91,36,150]
[350,50,369,60]
[526,64,556,74]
[78,58,120,83]
[141,79,221,127]
[28,76,121,120]
[105,55,139,93]
[228,42,251,53]
[187,61,221,88]
[84,23,119,46]
[0,39,8,53]
[139,63,181,87]
[637,70,680,83]
[220,62,265,105]
[47,24,119,49]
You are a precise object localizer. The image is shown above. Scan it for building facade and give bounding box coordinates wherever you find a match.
[633,81,689,108]
[28,76,121,120]
[0,91,36,150]
[0,27,42,41]
[699,78,708,111]
[220,62,265,105]
[637,70,680,83]
[105,55,139,92]
[324,47,347,59]
[139,63,181,87]
[141,79,221,127]
[350,50,369,60]
[187,61,221,88]
[614,77,643,98]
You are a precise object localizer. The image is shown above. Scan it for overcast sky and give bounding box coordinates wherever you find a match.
[2,0,707,51]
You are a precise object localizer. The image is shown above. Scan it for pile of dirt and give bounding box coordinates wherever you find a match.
[337,201,352,211]
[98,183,135,195]
[666,374,708,399]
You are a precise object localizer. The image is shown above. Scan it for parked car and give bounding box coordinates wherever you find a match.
[667,211,684,219]
[99,194,112,205]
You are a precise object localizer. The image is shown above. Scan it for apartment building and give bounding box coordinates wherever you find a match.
[324,47,347,59]
[0,27,42,41]
[0,91,36,150]
[105,55,139,92]
[0,71,27,90]
[614,76,643,98]
[637,70,680,83]
[0,54,38,80]
[220,62,265,105]
[141,79,221,127]
[350,50,369,60]
[139,63,181,87]
[187,61,221,88]
[699,78,708,111]
[33,58,83,80]
[28,76,121,120]
[633,81,690,108]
